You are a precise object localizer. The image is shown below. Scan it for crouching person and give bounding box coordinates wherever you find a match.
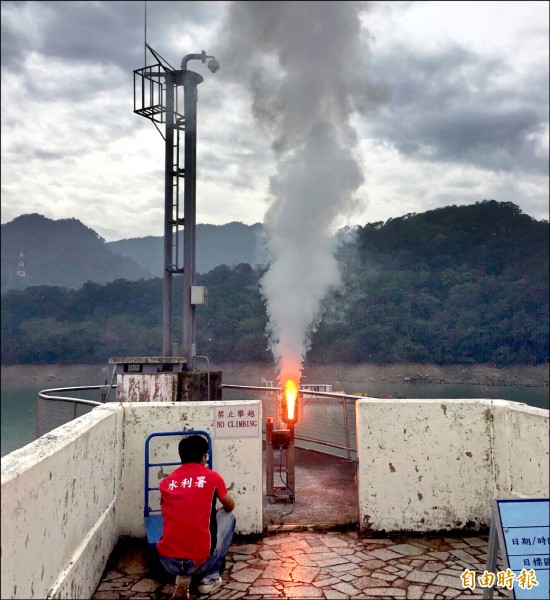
[157,435,236,598]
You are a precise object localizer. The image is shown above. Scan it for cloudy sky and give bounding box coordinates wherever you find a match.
[1,0,548,242]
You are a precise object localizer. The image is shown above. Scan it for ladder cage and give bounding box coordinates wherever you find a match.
[133,63,168,123]
[134,63,187,275]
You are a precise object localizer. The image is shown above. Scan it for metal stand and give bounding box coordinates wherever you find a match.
[265,417,295,503]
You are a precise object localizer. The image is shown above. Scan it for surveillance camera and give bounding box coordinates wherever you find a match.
[207,58,220,73]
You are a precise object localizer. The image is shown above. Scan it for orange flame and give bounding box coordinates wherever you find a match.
[284,379,298,422]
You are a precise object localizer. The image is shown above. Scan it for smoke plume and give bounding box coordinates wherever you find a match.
[221,1,381,385]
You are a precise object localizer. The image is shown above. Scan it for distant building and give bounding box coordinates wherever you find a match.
[16,250,26,277]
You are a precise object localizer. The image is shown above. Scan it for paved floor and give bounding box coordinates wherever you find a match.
[262,447,358,528]
[92,530,512,599]
[92,448,514,599]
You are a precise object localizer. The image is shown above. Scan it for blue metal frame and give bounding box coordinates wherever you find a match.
[144,430,212,548]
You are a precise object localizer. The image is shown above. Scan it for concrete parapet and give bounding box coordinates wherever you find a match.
[1,400,263,599]
[117,401,263,537]
[355,398,549,533]
[1,405,123,599]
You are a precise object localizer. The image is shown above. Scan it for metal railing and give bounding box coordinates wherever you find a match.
[222,384,360,461]
[36,383,360,461]
[36,385,115,438]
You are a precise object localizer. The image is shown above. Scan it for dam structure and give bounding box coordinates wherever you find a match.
[1,373,548,599]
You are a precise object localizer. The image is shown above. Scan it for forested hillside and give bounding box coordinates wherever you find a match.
[107,222,266,276]
[1,214,149,292]
[309,201,548,365]
[2,201,548,366]
[1,215,265,293]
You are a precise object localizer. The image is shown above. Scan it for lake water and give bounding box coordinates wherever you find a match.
[2,371,548,457]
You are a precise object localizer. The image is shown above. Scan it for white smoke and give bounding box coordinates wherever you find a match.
[261,122,363,383]
[220,1,384,384]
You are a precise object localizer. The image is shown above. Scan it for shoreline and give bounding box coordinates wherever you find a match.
[1,362,548,390]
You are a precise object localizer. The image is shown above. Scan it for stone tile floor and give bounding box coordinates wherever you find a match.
[92,529,518,599]
[92,449,545,599]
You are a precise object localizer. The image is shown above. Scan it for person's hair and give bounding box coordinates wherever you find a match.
[178,435,209,464]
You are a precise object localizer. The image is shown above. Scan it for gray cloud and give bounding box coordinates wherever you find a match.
[0,0,547,242]
[366,42,549,175]
[1,1,221,71]
[2,1,137,71]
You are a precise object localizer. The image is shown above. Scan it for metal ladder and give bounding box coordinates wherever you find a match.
[166,102,186,275]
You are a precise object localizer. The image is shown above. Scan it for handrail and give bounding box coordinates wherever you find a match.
[222,384,358,460]
[221,383,368,401]
[38,383,364,405]
[37,383,358,460]
[37,385,116,438]
[38,385,116,405]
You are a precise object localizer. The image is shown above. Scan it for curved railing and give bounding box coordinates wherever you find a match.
[37,383,358,460]
[36,385,116,438]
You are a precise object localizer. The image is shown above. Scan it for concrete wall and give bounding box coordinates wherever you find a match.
[493,402,550,497]
[117,401,263,537]
[3,395,546,598]
[110,357,185,403]
[1,405,123,600]
[1,400,263,599]
[356,399,549,533]
[116,372,179,402]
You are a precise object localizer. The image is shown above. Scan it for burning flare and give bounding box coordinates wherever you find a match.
[284,379,298,422]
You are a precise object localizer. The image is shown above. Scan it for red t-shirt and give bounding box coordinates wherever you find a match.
[156,462,229,565]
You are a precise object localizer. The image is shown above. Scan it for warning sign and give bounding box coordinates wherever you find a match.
[484,498,549,599]
[214,405,260,439]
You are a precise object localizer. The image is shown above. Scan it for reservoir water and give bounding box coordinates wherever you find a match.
[2,369,548,457]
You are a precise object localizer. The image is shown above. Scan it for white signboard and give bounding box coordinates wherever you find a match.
[214,404,260,439]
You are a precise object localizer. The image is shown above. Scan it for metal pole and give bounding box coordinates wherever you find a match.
[266,417,274,496]
[194,355,210,400]
[483,510,498,599]
[182,70,202,368]
[288,422,295,502]
[104,365,117,403]
[342,397,352,461]
[162,71,175,356]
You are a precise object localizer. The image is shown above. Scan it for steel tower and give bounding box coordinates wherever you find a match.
[133,46,218,367]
